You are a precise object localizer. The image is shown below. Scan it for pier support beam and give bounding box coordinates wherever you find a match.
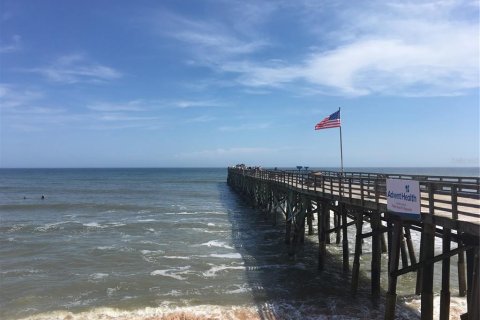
[335,212,341,244]
[371,211,382,301]
[458,247,467,297]
[405,227,417,265]
[421,223,435,320]
[341,204,349,273]
[400,230,409,268]
[318,201,327,271]
[285,191,293,245]
[351,211,364,295]
[465,246,480,320]
[439,227,451,320]
[326,208,331,245]
[307,199,314,236]
[416,227,425,295]
[385,220,403,320]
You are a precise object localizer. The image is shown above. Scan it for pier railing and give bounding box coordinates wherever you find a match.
[229,168,480,227]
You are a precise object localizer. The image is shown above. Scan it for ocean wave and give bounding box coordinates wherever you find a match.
[10,300,418,320]
[5,223,27,233]
[202,264,246,277]
[106,286,120,297]
[34,221,81,232]
[203,211,227,215]
[224,284,252,294]
[94,246,116,251]
[88,273,109,281]
[140,249,165,255]
[163,211,196,215]
[177,227,220,234]
[163,255,191,260]
[402,294,466,319]
[30,221,128,232]
[150,266,191,281]
[196,240,233,249]
[10,304,275,320]
[0,268,41,277]
[209,253,242,259]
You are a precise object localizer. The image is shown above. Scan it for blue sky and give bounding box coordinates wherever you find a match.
[0,0,478,168]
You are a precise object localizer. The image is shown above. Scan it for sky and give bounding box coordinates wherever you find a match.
[0,0,479,168]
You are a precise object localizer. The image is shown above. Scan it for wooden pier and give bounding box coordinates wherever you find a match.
[227,167,480,320]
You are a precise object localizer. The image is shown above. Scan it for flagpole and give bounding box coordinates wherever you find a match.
[339,107,344,174]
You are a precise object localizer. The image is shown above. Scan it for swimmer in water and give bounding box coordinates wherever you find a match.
[41,195,45,200]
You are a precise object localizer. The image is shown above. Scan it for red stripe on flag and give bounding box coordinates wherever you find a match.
[315,110,341,130]
[315,119,340,130]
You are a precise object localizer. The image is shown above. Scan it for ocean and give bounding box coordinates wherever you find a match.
[1,167,478,320]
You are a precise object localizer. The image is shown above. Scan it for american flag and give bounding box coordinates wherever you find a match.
[315,109,341,130]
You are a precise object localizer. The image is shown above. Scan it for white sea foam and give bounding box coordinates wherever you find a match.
[1,268,41,276]
[180,227,218,234]
[140,249,165,255]
[15,305,262,320]
[95,246,115,250]
[204,211,227,215]
[107,222,126,227]
[150,266,191,281]
[89,273,109,280]
[106,286,120,296]
[202,264,246,277]
[138,219,156,222]
[224,284,252,294]
[8,224,26,232]
[207,223,215,227]
[403,294,466,319]
[35,221,74,232]
[197,240,233,249]
[162,289,182,296]
[209,253,242,259]
[164,255,191,260]
[83,222,102,228]
[13,299,418,320]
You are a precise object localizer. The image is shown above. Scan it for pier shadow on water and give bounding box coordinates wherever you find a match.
[220,182,420,320]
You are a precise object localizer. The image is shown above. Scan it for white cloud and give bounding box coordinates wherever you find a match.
[26,54,122,84]
[218,122,271,132]
[170,0,479,96]
[151,9,268,61]
[0,84,44,109]
[173,99,226,108]
[96,113,159,122]
[185,115,216,123]
[176,147,275,159]
[87,100,146,112]
[0,34,21,53]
